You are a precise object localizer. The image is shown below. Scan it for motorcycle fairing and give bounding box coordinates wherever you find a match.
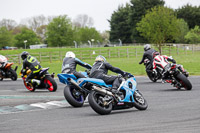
[57,71,88,85]
[119,77,137,103]
[57,73,77,84]
[77,78,110,88]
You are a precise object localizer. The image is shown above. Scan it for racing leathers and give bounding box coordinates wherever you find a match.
[139,49,157,71]
[62,57,92,78]
[89,61,125,90]
[0,55,7,76]
[21,55,42,83]
[153,55,177,79]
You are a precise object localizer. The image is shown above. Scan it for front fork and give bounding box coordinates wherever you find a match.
[169,72,182,89]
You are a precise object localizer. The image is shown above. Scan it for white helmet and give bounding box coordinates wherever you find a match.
[65,51,75,58]
[95,55,106,62]
[144,44,151,51]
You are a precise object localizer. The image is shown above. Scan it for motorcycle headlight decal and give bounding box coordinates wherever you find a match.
[128,82,132,89]
[132,79,137,88]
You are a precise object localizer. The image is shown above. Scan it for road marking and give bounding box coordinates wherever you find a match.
[46,101,69,107]
[0,95,63,99]
[0,106,21,113]
[15,104,41,111]
[0,100,69,114]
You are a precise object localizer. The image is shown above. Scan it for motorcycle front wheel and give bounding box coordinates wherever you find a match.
[23,80,35,92]
[133,90,148,110]
[88,90,112,115]
[175,73,192,90]
[64,85,84,107]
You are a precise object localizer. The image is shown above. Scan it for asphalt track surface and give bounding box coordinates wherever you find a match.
[0,76,200,133]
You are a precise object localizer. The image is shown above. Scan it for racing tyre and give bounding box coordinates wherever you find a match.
[133,90,148,110]
[88,90,112,115]
[23,79,35,92]
[175,73,192,90]
[44,76,57,92]
[9,69,17,81]
[64,85,84,107]
[146,71,157,82]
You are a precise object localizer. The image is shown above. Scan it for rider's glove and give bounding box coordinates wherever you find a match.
[172,59,176,64]
[139,62,142,64]
[122,72,131,78]
[121,72,127,77]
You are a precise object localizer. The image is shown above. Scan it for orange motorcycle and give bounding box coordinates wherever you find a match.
[0,62,18,81]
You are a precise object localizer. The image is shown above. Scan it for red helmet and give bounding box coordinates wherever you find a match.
[153,51,160,58]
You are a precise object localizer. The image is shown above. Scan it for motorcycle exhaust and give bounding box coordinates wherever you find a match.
[67,78,82,90]
[92,86,113,96]
[14,66,18,71]
[51,72,55,78]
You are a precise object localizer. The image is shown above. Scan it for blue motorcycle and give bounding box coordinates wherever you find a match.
[57,71,92,107]
[87,74,148,115]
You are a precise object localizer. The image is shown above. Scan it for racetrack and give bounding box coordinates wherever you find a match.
[0,76,200,133]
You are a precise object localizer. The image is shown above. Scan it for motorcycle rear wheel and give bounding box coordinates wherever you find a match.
[133,90,148,110]
[64,85,84,107]
[175,73,192,90]
[44,76,57,92]
[9,69,17,81]
[146,71,157,82]
[88,90,112,115]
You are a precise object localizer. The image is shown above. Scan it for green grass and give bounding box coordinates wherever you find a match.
[13,52,200,77]
[1,46,200,77]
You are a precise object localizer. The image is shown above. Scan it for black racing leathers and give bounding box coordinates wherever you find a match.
[139,49,157,71]
[21,55,42,82]
[62,57,92,78]
[89,61,125,89]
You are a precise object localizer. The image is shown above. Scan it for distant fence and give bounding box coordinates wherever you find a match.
[5,44,200,64]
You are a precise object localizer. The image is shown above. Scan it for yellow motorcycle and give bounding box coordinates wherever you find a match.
[20,68,57,92]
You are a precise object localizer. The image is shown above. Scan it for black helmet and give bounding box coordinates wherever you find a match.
[144,44,151,51]
[21,51,29,60]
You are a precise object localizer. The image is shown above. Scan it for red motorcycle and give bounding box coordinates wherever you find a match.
[153,55,192,90]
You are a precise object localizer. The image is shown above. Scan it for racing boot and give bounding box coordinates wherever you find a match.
[31,79,41,87]
[111,88,123,95]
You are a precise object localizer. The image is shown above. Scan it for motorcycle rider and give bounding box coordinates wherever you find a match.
[89,55,128,94]
[62,51,92,78]
[0,55,7,77]
[152,51,188,81]
[139,44,157,72]
[21,51,41,86]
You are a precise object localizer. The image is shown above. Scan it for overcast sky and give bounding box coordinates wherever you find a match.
[0,0,200,32]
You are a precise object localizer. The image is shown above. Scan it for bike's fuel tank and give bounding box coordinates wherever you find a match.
[77,78,109,87]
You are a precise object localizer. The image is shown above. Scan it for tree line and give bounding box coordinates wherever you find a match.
[109,0,200,51]
[0,14,107,48]
[0,0,200,49]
